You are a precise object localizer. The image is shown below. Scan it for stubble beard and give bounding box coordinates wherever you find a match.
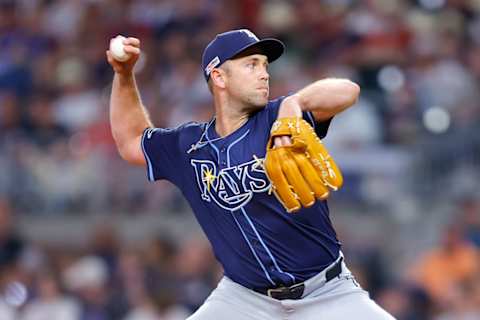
[246,90,269,108]
[243,98,267,114]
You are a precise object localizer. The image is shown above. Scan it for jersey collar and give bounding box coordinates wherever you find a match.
[206,116,252,148]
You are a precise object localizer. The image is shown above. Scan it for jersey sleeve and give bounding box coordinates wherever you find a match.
[141,127,182,182]
[265,96,333,138]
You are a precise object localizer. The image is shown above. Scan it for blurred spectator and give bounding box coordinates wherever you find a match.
[90,224,120,276]
[62,255,110,320]
[0,198,25,268]
[375,286,416,320]
[0,92,24,143]
[25,94,69,148]
[434,275,480,319]
[52,56,101,131]
[459,198,480,248]
[21,271,80,320]
[376,285,433,320]
[409,224,480,311]
[173,236,219,312]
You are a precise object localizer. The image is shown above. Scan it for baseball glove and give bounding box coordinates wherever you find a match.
[264,117,343,212]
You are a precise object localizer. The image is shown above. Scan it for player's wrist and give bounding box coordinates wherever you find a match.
[278,95,303,118]
[115,71,136,85]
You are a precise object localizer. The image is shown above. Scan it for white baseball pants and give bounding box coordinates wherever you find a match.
[187,259,396,320]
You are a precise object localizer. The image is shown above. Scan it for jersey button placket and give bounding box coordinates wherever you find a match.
[220,146,226,166]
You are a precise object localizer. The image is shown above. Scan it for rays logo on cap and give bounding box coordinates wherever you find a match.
[241,29,259,41]
[201,29,284,81]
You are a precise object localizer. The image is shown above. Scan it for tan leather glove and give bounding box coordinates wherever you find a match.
[264,117,343,212]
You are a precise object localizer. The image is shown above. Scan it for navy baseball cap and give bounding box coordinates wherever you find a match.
[202,29,285,81]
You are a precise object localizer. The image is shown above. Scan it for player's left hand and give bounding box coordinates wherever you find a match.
[264,117,343,212]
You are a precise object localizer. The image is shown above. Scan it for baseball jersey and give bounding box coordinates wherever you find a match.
[141,96,341,291]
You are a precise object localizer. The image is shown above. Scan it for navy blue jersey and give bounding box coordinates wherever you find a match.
[141,96,341,290]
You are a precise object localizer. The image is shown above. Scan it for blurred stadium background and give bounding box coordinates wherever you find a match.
[0,0,479,319]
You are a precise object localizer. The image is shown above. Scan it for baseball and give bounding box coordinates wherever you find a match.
[110,35,131,62]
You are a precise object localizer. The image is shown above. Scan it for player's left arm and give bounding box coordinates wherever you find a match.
[277,78,360,120]
[267,79,358,211]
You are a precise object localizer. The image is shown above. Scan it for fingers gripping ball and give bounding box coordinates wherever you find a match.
[264,117,343,213]
[110,35,131,62]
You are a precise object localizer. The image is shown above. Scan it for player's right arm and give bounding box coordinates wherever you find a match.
[106,37,152,166]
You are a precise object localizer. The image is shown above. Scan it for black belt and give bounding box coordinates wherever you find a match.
[254,257,343,300]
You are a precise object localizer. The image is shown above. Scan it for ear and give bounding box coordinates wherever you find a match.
[210,68,227,89]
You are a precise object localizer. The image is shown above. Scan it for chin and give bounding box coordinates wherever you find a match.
[254,95,269,106]
[251,100,268,109]
[244,93,269,110]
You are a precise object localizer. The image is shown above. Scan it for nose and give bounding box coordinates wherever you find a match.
[260,69,269,81]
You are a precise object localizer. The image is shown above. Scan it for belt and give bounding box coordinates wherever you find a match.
[254,257,343,300]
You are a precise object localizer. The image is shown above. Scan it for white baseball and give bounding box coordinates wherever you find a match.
[110,35,131,62]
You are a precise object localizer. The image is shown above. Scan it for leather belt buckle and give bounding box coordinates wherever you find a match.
[267,282,305,300]
[259,257,343,300]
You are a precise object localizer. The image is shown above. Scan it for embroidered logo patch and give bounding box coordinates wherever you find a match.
[205,56,221,76]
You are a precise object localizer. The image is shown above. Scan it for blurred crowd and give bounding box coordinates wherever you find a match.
[0,0,479,214]
[0,0,479,319]
[0,193,479,319]
[0,198,219,320]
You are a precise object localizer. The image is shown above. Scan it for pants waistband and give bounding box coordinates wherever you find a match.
[253,254,345,300]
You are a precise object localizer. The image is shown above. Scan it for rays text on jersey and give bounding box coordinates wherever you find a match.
[191,157,270,211]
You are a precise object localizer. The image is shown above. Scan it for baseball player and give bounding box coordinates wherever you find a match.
[107,29,395,319]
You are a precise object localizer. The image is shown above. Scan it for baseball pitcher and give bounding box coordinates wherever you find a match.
[107,29,395,319]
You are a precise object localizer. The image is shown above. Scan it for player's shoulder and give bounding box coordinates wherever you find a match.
[144,121,207,145]
[177,121,209,135]
[176,120,205,129]
[157,121,207,134]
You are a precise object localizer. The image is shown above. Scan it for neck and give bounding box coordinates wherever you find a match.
[213,94,250,137]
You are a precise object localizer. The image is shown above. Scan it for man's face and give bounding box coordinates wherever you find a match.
[223,53,270,108]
